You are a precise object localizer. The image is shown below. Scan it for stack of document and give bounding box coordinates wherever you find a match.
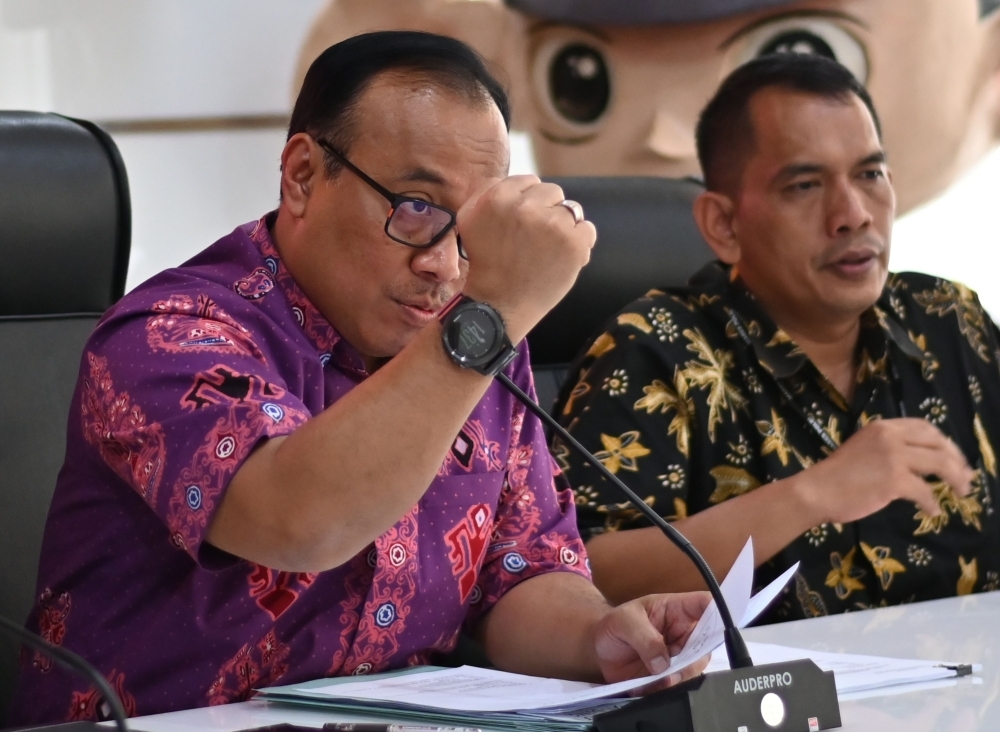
[259,668,630,732]
[258,647,975,731]
[258,539,790,730]
[705,642,976,697]
[257,540,976,728]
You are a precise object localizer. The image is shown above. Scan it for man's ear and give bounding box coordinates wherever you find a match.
[293,0,512,101]
[692,191,741,265]
[280,134,322,219]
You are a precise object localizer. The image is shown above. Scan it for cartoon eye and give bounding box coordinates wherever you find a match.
[547,43,610,123]
[531,31,613,139]
[731,18,868,83]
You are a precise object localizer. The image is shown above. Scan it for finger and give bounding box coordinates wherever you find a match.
[898,474,943,517]
[657,592,712,651]
[629,653,710,696]
[498,173,544,195]
[520,180,567,208]
[904,444,974,497]
[896,418,962,450]
[607,601,672,675]
[577,220,598,249]
[456,174,539,223]
[668,652,711,686]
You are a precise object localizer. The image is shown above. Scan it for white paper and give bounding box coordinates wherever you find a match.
[665,535,755,669]
[741,561,799,627]
[290,538,799,713]
[704,642,978,696]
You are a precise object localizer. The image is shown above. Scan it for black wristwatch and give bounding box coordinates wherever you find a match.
[438,295,518,376]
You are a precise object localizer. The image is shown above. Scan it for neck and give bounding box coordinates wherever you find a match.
[772,312,862,403]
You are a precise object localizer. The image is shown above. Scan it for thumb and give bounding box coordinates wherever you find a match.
[600,602,672,675]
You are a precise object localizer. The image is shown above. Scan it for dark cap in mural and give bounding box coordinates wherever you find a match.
[504,0,806,25]
[505,0,1000,24]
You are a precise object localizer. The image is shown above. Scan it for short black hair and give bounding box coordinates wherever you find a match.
[695,53,881,194]
[289,30,511,175]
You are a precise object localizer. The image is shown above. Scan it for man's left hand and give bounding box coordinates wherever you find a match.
[593,592,712,688]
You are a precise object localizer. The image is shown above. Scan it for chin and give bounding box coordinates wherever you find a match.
[830,287,884,318]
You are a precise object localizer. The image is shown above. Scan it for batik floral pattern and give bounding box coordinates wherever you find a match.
[81,353,167,506]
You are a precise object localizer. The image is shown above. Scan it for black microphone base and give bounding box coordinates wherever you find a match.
[594,659,841,732]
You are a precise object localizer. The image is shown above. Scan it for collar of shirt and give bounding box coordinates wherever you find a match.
[248,212,370,378]
[689,261,926,382]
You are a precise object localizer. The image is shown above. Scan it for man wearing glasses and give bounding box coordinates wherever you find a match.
[11,31,709,723]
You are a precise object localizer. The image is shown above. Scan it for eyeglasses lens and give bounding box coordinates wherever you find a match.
[388,200,454,246]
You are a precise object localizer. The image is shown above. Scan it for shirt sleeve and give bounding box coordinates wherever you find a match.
[78,293,312,566]
[555,312,696,541]
[465,350,591,626]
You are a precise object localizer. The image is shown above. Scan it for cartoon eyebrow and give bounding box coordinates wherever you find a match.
[527,20,610,43]
[719,9,870,51]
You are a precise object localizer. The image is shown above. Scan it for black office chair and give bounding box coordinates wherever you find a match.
[0,111,131,724]
[527,177,713,413]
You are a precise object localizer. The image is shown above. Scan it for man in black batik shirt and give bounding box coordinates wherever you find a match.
[555,54,1000,623]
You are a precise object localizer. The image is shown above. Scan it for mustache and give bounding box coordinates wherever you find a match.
[388,283,456,308]
[821,234,886,265]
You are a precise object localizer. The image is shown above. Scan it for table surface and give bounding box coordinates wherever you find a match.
[125,591,1000,732]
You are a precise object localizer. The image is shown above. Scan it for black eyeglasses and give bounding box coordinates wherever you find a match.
[316,138,466,260]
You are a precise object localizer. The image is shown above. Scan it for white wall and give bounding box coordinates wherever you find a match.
[891,147,1000,308]
[0,0,996,312]
[0,0,324,290]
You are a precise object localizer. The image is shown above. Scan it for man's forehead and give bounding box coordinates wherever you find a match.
[505,0,804,25]
[350,81,509,186]
[748,90,882,169]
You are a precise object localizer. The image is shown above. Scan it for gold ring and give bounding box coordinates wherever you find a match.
[559,199,584,225]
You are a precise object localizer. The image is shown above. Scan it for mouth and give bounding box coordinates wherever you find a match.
[393,298,442,325]
[824,247,882,278]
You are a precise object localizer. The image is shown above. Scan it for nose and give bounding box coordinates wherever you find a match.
[410,228,463,284]
[645,108,697,161]
[826,178,872,238]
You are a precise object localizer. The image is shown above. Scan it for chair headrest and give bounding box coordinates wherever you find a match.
[0,112,131,317]
[527,176,713,366]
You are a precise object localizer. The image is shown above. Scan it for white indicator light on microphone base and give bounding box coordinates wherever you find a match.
[760,692,785,727]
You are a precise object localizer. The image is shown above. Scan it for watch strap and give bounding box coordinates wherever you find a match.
[437,292,471,322]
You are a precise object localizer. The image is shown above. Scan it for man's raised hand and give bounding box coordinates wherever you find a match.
[456,175,597,344]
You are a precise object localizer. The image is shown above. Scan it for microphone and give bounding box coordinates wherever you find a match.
[0,613,128,732]
[495,372,841,732]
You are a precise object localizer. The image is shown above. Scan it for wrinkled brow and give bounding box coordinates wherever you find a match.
[398,167,449,186]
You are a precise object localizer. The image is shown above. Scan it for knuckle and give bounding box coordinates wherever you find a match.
[543,182,565,201]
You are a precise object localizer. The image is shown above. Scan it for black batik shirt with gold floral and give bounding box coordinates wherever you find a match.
[554,261,1000,624]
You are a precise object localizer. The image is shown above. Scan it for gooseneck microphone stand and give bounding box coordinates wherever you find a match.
[495,373,753,671]
[0,613,128,732]
[496,372,841,732]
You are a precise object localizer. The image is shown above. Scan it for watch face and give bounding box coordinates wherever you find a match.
[445,303,501,365]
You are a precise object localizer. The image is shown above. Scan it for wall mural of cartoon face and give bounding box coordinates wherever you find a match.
[296,0,1000,215]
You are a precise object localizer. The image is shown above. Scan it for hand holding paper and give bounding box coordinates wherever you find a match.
[592,591,712,686]
[274,538,800,714]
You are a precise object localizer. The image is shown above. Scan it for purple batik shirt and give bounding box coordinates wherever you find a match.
[10,213,589,724]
